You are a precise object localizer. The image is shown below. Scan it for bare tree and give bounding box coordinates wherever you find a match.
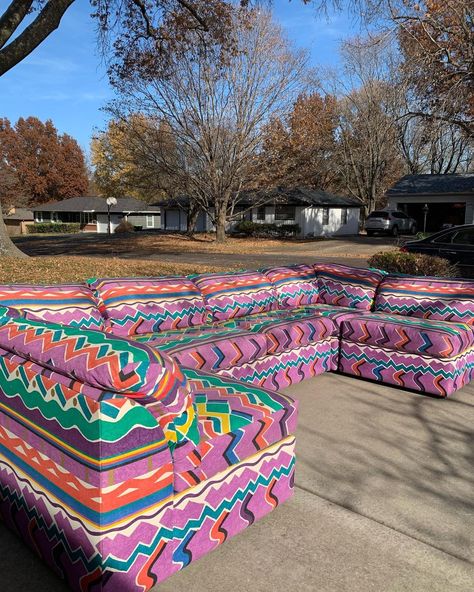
[107,9,307,242]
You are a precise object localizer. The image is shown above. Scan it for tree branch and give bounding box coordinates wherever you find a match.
[0,0,75,77]
[0,0,34,50]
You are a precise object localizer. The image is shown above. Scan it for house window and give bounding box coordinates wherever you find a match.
[146,214,154,228]
[341,208,348,225]
[322,208,329,225]
[275,205,295,221]
[256,206,266,221]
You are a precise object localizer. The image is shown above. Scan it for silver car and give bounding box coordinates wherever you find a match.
[365,209,417,237]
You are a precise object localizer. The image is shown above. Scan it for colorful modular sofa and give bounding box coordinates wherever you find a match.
[0,263,472,591]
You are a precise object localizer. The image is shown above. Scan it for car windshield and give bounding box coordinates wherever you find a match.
[367,211,389,219]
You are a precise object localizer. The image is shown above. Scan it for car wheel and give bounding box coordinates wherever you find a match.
[391,225,399,237]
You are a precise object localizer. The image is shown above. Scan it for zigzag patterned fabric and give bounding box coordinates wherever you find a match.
[172,369,298,492]
[339,340,474,397]
[295,303,373,326]
[0,284,105,330]
[374,275,474,325]
[314,263,385,310]
[191,270,278,322]
[134,326,268,373]
[0,314,199,449]
[88,277,207,336]
[221,339,339,390]
[235,312,337,355]
[262,264,319,308]
[341,313,473,358]
[0,348,296,591]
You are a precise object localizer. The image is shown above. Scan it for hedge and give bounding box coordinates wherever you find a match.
[27,223,81,234]
[368,250,459,277]
[234,220,301,238]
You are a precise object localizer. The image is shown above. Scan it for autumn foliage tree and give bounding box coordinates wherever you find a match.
[0,116,88,206]
[258,93,339,190]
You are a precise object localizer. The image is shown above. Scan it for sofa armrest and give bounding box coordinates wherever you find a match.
[0,310,199,448]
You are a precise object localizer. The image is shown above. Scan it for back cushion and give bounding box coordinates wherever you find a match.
[192,270,278,322]
[0,284,105,330]
[314,263,385,311]
[262,264,319,308]
[375,275,474,325]
[88,277,207,336]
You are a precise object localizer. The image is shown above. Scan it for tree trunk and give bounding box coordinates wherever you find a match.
[186,204,200,237]
[215,203,227,244]
[0,203,28,257]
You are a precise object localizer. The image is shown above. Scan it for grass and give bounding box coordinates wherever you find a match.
[0,256,226,284]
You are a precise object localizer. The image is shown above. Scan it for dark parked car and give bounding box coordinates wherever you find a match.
[401,224,474,275]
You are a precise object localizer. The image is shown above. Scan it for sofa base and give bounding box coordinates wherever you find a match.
[219,338,339,391]
[338,341,474,397]
[0,435,295,592]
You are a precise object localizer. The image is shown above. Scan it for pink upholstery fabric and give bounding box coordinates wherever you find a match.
[262,264,318,308]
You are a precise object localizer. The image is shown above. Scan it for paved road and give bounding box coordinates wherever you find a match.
[1,374,473,591]
[13,232,400,269]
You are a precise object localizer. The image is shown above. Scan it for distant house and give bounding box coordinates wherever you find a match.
[159,188,361,237]
[33,196,161,234]
[386,174,474,232]
[3,207,34,236]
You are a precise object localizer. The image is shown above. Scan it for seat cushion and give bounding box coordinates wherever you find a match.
[88,276,207,336]
[134,325,268,372]
[341,312,474,358]
[374,275,474,326]
[232,310,337,355]
[297,303,372,326]
[262,264,318,308]
[191,270,278,322]
[173,369,298,492]
[0,284,105,330]
[314,263,385,310]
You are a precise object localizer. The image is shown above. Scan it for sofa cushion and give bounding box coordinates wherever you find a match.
[230,311,337,354]
[0,284,105,330]
[134,325,268,372]
[262,264,318,308]
[314,263,385,310]
[341,312,474,358]
[88,276,207,336]
[297,303,372,326]
[0,314,200,448]
[374,275,474,326]
[192,270,278,322]
[173,369,298,492]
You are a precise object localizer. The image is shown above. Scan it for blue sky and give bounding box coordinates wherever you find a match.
[0,2,358,154]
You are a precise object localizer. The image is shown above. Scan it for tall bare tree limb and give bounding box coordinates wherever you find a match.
[0,0,75,77]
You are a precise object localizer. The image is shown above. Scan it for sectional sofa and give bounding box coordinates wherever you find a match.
[0,262,472,592]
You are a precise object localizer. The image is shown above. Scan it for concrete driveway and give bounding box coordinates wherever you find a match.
[1,373,473,592]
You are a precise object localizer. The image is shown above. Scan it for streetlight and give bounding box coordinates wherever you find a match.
[106,197,118,235]
[422,203,429,234]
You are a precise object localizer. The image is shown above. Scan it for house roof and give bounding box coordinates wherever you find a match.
[4,208,34,221]
[387,174,474,196]
[34,196,161,213]
[158,188,360,208]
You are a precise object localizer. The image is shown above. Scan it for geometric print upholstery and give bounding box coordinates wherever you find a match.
[262,264,319,308]
[341,312,474,359]
[0,314,199,448]
[314,263,385,310]
[0,283,105,330]
[173,369,298,492]
[87,276,207,336]
[374,275,474,326]
[133,326,268,372]
[191,270,278,322]
[296,303,372,326]
[237,312,337,355]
